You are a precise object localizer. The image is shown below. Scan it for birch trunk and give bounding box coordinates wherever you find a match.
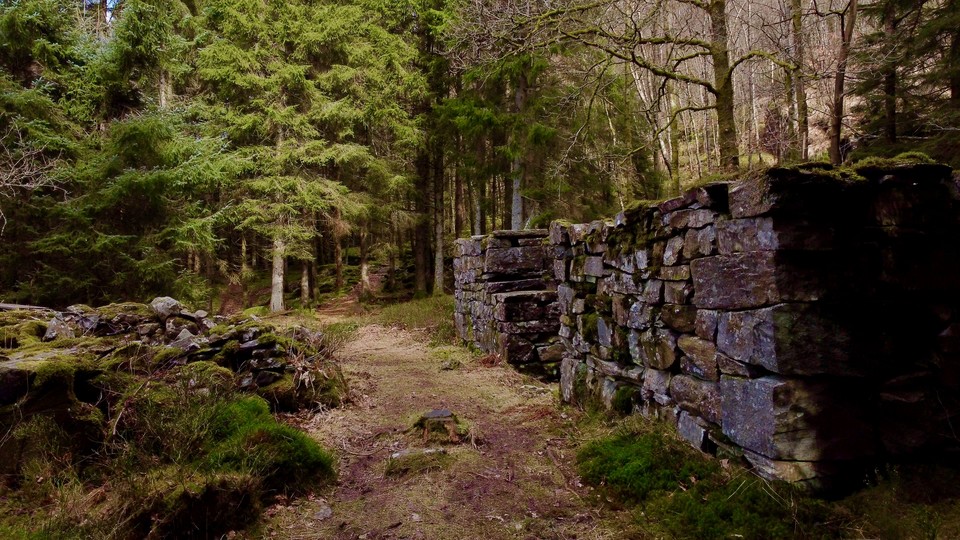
[270,236,286,313]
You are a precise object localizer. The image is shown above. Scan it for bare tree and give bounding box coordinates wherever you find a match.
[0,125,59,232]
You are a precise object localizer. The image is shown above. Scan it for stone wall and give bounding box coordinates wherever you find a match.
[453,162,960,487]
[453,229,563,379]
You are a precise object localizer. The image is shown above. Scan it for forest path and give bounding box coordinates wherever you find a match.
[260,318,628,539]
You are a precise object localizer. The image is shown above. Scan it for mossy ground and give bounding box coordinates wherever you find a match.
[0,307,342,539]
[574,415,960,539]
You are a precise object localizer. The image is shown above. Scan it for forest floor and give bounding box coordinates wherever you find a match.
[253,298,632,539]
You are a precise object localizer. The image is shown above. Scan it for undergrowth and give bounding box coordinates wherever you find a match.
[373,294,456,345]
[576,420,960,539]
[1,368,336,539]
[577,427,838,539]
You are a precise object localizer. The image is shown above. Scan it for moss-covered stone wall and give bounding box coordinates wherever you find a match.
[454,162,960,487]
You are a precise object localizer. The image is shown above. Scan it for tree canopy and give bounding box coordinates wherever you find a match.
[1,0,957,308]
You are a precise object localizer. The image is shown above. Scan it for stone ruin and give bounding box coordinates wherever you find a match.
[453,162,960,487]
[0,297,346,479]
[454,230,563,378]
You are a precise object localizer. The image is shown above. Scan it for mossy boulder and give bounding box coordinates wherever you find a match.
[255,367,346,412]
[205,396,335,493]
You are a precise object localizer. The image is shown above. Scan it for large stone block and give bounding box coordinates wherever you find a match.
[669,375,721,424]
[663,281,693,305]
[716,303,855,376]
[537,343,565,363]
[641,368,672,400]
[657,265,691,281]
[557,284,575,314]
[626,301,654,330]
[661,304,697,333]
[667,209,717,229]
[743,449,855,487]
[716,218,835,254]
[691,252,831,309]
[720,376,874,461]
[552,259,567,281]
[496,333,535,364]
[484,247,546,276]
[728,167,853,219]
[583,256,605,277]
[454,237,483,257]
[695,309,719,340]
[663,236,685,265]
[560,356,585,403]
[639,328,678,370]
[683,227,717,259]
[678,336,719,381]
[492,290,558,322]
[549,221,570,245]
[607,270,642,295]
[677,411,713,452]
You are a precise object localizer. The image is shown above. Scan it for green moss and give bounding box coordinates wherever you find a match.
[580,313,599,342]
[0,318,47,350]
[103,342,155,372]
[578,427,837,539]
[150,346,184,368]
[178,361,234,389]
[258,368,347,412]
[31,358,78,388]
[205,396,335,493]
[770,161,865,183]
[854,152,936,170]
[384,449,452,476]
[96,302,155,321]
[242,306,269,318]
[89,369,136,397]
[610,386,636,416]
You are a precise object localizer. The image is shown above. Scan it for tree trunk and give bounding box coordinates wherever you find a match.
[300,261,310,308]
[159,70,171,109]
[708,0,740,170]
[433,142,445,294]
[333,208,344,290]
[950,14,960,107]
[883,6,897,143]
[510,66,529,230]
[270,236,286,313]
[387,221,398,292]
[791,0,810,160]
[240,234,249,276]
[359,225,371,299]
[414,151,430,296]
[829,0,858,165]
[454,140,466,238]
[309,259,317,302]
[668,83,681,195]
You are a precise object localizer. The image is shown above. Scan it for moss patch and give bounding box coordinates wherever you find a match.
[577,428,838,538]
[384,449,452,476]
[205,396,335,493]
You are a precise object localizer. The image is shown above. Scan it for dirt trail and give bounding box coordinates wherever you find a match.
[260,311,627,539]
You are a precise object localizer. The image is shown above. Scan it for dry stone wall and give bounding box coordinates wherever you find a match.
[453,229,563,379]
[454,162,960,487]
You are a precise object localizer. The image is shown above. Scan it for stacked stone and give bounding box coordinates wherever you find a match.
[453,229,562,378]
[549,163,960,487]
[550,185,729,438]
